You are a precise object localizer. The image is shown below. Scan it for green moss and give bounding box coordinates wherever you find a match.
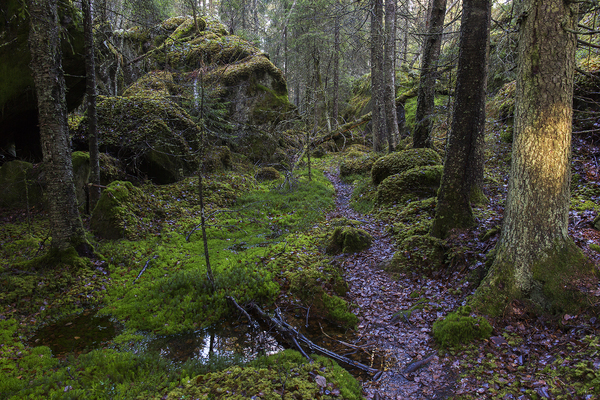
[0,160,45,209]
[432,306,493,348]
[90,181,146,240]
[123,70,175,98]
[371,148,442,186]
[340,152,380,179]
[388,198,437,243]
[255,166,281,181]
[326,226,372,254]
[389,234,446,275]
[375,165,443,205]
[322,293,358,328]
[349,176,377,214]
[471,241,596,317]
[166,350,363,400]
[571,196,600,212]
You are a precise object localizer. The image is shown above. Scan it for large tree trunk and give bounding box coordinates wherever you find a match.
[371,0,386,152]
[430,0,490,239]
[473,0,594,315]
[383,0,400,152]
[82,0,101,210]
[413,0,447,148]
[28,0,87,254]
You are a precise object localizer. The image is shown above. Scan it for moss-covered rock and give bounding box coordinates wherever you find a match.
[0,160,45,209]
[389,198,437,243]
[375,165,443,205]
[90,181,145,240]
[594,214,600,231]
[76,95,201,184]
[122,70,176,98]
[432,306,493,348]
[255,166,280,181]
[390,234,446,275]
[203,146,232,173]
[340,152,380,179]
[326,226,372,254]
[371,148,442,186]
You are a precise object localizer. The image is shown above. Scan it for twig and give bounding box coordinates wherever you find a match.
[133,255,158,284]
[318,323,370,353]
[226,296,258,328]
[402,352,436,374]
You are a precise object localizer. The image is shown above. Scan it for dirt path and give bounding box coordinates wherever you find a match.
[324,171,464,399]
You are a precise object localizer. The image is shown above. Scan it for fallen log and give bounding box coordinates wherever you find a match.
[246,302,380,375]
[312,87,418,148]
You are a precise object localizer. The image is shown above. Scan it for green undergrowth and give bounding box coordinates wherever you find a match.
[98,168,335,334]
[265,230,358,328]
[449,333,600,399]
[0,319,242,400]
[165,349,363,400]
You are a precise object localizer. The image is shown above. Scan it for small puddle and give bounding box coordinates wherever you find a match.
[29,310,119,357]
[29,308,382,381]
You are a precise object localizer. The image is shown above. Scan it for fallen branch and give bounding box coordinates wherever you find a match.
[312,87,418,148]
[247,303,380,375]
[133,255,158,284]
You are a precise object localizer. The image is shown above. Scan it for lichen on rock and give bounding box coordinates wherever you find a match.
[371,147,442,186]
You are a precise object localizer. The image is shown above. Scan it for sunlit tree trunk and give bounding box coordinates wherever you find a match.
[430,0,490,239]
[473,0,594,315]
[28,0,86,253]
[413,0,447,148]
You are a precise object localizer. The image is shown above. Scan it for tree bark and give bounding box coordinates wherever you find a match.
[473,0,594,315]
[82,0,101,211]
[28,0,86,253]
[371,0,386,152]
[430,0,490,239]
[333,8,340,128]
[413,0,447,148]
[383,0,400,152]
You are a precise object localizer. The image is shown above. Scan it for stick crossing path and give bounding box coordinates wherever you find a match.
[324,170,462,399]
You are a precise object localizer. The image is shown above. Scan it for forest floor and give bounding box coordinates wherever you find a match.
[321,134,600,399]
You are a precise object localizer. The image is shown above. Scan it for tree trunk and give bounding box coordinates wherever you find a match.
[383,0,400,152]
[333,10,340,128]
[28,0,87,253]
[371,0,386,152]
[82,0,101,211]
[413,0,447,148]
[473,0,594,316]
[430,0,490,239]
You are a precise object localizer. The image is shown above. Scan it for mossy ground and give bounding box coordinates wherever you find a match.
[0,164,363,399]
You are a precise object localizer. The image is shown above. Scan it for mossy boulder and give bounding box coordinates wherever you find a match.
[0,0,85,161]
[76,95,201,184]
[594,214,600,230]
[391,234,446,274]
[122,70,176,98]
[432,306,493,348]
[90,181,145,240]
[203,146,232,172]
[255,166,280,181]
[389,198,437,243]
[371,147,442,185]
[326,226,372,254]
[375,165,443,205]
[340,152,380,179]
[0,160,45,209]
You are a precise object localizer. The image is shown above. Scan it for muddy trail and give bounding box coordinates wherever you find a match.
[324,170,465,399]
